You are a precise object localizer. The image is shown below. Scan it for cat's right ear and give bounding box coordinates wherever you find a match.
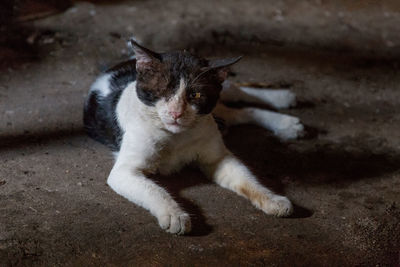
[129,39,161,70]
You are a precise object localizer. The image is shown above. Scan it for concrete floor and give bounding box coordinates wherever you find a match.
[1,0,400,266]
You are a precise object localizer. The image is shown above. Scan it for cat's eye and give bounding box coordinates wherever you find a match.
[190,92,201,99]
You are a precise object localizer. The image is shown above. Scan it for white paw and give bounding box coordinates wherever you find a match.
[261,195,293,217]
[272,115,304,140]
[240,87,297,109]
[266,90,297,109]
[158,211,191,235]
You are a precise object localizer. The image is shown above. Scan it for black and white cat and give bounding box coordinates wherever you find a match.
[84,40,304,235]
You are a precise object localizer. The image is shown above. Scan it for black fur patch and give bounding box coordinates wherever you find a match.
[84,90,123,151]
[106,59,136,90]
[83,60,137,151]
[185,70,223,114]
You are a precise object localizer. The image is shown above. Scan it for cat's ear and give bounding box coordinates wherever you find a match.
[130,39,161,70]
[207,56,242,82]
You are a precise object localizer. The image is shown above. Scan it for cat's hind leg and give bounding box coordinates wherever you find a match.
[220,81,296,109]
[213,104,304,140]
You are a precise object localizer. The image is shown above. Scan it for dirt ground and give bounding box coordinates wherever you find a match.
[1,0,400,266]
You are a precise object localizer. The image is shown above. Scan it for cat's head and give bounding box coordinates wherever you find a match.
[130,40,241,133]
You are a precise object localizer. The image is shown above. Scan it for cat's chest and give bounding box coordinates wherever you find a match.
[122,115,218,175]
[156,134,204,175]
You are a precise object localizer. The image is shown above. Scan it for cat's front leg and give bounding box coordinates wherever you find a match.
[200,146,293,216]
[107,162,191,235]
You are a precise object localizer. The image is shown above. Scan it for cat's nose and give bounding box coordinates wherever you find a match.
[169,111,183,120]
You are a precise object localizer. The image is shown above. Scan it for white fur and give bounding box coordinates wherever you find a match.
[213,104,304,140]
[106,79,294,235]
[220,80,297,109]
[90,73,112,97]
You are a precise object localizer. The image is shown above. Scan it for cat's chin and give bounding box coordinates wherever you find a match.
[164,122,186,133]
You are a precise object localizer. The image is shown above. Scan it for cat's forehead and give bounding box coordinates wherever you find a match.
[160,51,208,77]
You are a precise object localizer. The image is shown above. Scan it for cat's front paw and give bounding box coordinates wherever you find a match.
[272,115,304,140]
[158,211,191,235]
[261,195,293,217]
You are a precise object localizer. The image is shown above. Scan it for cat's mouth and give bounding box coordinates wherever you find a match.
[164,120,189,133]
[167,121,180,126]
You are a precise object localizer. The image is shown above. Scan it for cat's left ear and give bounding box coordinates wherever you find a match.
[129,39,162,70]
[208,56,242,82]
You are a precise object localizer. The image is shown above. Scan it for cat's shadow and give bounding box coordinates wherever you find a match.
[225,125,400,196]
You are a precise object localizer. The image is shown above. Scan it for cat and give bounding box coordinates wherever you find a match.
[83,40,304,235]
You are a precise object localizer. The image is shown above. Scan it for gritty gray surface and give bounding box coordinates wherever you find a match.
[1,0,400,266]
